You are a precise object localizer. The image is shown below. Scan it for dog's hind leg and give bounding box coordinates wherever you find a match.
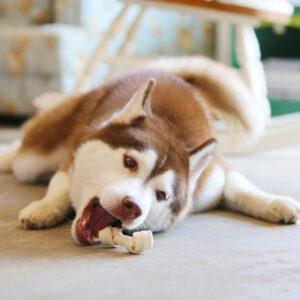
[19,170,71,229]
[0,140,21,172]
[223,171,300,224]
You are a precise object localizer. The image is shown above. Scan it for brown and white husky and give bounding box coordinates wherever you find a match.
[1,57,299,245]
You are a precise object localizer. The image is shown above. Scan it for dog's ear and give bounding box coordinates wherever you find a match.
[114,78,156,123]
[188,138,217,181]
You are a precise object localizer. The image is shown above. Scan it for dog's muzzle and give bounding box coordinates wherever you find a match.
[75,196,142,245]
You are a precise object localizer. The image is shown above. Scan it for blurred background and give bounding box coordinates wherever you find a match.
[1,4,300,298]
[0,0,299,119]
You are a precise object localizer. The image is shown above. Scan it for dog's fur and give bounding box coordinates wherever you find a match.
[1,57,299,245]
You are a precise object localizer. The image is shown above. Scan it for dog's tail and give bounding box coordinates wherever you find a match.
[144,56,266,149]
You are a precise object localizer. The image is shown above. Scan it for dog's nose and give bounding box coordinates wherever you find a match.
[121,196,142,220]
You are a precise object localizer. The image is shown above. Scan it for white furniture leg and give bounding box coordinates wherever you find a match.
[215,22,232,65]
[236,24,271,120]
[74,5,130,93]
[106,6,146,80]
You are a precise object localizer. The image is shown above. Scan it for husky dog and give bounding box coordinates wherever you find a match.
[1,57,299,245]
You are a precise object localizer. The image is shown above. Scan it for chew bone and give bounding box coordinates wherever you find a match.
[94,226,153,254]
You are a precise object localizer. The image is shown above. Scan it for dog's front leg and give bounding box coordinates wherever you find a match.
[19,171,71,229]
[223,171,300,224]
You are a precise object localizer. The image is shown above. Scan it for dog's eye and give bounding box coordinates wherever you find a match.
[124,155,138,171]
[156,190,167,201]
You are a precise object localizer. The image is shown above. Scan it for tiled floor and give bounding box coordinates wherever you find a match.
[0,128,300,300]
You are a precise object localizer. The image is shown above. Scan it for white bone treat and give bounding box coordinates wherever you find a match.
[93,226,153,254]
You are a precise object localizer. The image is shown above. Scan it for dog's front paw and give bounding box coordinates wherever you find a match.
[265,196,300,224]
[19,201,62,229]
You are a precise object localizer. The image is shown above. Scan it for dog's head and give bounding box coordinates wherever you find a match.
[70,78,216,244]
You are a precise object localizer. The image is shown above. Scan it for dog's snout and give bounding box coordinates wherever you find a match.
[122,196,142,220]
[110,196,142,225]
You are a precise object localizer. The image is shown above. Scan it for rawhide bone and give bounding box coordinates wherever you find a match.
[93,226,153,254]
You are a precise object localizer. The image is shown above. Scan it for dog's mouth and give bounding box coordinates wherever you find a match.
[76,197,122,245]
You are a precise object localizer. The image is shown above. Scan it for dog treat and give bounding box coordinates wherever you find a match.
[94,226,153,254]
